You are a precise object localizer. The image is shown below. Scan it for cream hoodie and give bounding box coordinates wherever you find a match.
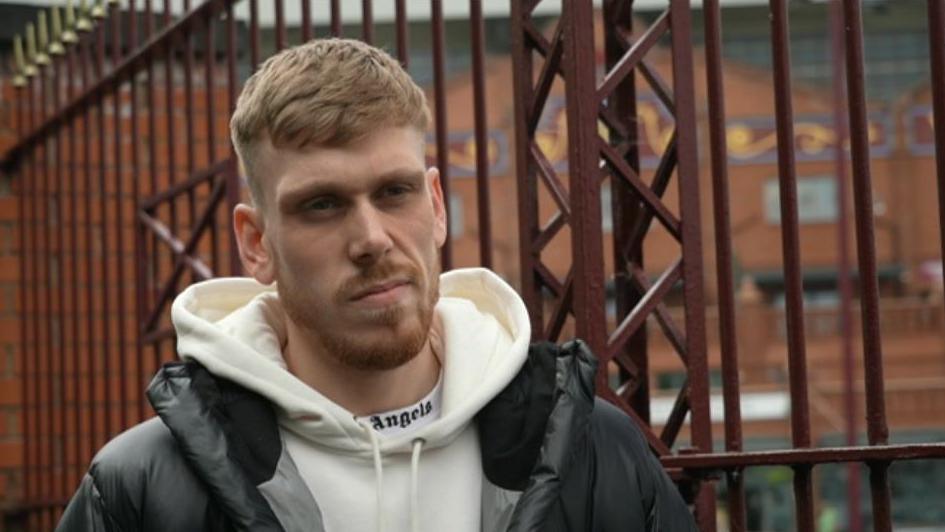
[171,267,531,532]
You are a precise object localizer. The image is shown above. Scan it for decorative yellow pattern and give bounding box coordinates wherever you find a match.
[425,135,503,175]
[426,99,891,174]
[728,121,882,159]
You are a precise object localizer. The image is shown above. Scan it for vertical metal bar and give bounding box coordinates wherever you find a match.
[301,0,312,41]
[249,0,259,68]
[64,40,80,491]
[703,0,745,527]
[431,0,451,271]
[275,0,286,50]
[110,0,129,432]
[563,0,606,386]
[604,0,649,425]
[12,117,24,526]
[829,1,861,529]
[330,0,342,37]
[226,1,241,276]
[509,0,543,336]
[37,54,56,527]
[14,63,26,517]
[146,0,155,37]
[143,0,161,410]
[159,0,177,374]
[95,17,113,445]
[39,61,54,530]
[769,0,814,529]
[51,40,69,506]
[12,81,22,429]
[128,0,143,424]
[129,0,139,50]
[27,132,39,528]
[205,6,220,274]
[395,0,408,67]
[841,0,891,527]
[841,0,888,446]
[469,0,492,269]
[79,26,96,473]
[361,0,374,44]
[28,81,42,529]
[929,0,945,291]
[670,0,715,527]
[20,73,35,527]
[183,0,197,255]
[869,462,891,532]
[163,0,178,366]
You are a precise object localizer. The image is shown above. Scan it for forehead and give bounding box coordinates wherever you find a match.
[259,127,426,200]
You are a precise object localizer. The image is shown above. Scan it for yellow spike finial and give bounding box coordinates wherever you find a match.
[36,12,51,64]
[91,0,107,19]
[26,23,50,67]
[13,35,30,86]
[15,35,37,76]
[63,1,79,43]
[49,7,66,55]
[76,0,93,31]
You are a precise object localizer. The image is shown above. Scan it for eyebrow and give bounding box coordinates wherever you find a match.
[278,168,426,211]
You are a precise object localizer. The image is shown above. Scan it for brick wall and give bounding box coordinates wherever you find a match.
[0,67,236,526]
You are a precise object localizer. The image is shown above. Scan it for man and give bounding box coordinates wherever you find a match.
[58,39,696,531]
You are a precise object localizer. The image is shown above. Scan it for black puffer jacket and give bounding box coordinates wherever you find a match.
[57,341,697,531]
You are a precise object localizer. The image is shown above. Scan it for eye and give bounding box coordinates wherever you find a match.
[381,183,412,197]
[378,183,415,202]
[304,196,340,212]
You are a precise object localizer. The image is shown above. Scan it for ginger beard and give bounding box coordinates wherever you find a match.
[278,258,440,371]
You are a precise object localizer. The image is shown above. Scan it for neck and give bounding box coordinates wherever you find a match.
[282,315,442,416]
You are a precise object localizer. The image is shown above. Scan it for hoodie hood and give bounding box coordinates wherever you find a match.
[171,267,531,457]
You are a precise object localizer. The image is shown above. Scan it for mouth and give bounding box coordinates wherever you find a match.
[350,279,411,303]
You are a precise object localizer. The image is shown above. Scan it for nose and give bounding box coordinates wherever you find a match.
[346,201,394,265]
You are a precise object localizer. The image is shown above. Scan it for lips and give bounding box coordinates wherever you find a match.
[350,279,411,301]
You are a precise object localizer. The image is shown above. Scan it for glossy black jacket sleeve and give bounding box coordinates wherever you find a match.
[579,399,698,531]
[57,473,121,532]
[55,417,221,532]
[480,341,698,531]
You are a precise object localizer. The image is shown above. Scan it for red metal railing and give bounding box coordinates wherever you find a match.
[2,1,503,527]
[4,0,945,530]
[507,1,945,531]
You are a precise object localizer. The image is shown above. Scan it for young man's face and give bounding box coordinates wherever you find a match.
[236,126,447,370]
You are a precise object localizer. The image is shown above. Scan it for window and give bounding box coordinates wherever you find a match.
[601,181,612,233]
[449,194,464,237]
[764,175,838,225]
[656,369,723,390]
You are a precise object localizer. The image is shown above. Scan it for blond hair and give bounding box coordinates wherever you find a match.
[230,38,431,205]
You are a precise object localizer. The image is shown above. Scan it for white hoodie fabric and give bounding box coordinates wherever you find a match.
[171,267,531,532]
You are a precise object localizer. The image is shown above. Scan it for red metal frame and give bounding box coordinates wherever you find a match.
[4,1,945,529]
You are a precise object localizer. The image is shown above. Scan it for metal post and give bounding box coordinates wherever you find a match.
[830,0,862,529]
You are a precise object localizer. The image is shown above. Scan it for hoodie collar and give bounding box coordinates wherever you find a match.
[170,268,532,456]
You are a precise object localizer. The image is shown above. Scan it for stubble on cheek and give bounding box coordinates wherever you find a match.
[278,260,440,371]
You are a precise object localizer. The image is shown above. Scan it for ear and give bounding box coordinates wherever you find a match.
[233,203,277,284]
[427,167,447,247]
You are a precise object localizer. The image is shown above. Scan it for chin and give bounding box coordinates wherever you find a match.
[323,316,429,371]
[334,333,426,371]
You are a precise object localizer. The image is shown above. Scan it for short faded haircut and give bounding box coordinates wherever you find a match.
[230,38,431,206]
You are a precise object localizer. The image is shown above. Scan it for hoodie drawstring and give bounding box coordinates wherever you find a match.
[410,438,425,532]
[366,426,385,532]
[363,425,426,532]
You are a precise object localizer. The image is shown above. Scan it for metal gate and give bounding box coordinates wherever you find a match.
[510,1,945,530]
[4,0,945,530]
